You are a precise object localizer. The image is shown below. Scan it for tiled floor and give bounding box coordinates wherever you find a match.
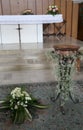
[0,35,83,85]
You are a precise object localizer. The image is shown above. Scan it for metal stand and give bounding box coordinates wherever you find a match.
[51,90,79,104]
[43,20,66,40]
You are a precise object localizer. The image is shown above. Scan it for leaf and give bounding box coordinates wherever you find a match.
[32,104,48,109]
[0,101,5,104]
[13,108,26,124]
[0,106,10,109]
[13,111,18,124]
[17,109,25,124]
[24,108,32,121]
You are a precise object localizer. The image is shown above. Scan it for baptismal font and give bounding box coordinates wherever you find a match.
[47,44,80,114]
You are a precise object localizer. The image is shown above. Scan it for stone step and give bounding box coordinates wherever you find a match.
[0,64,52,71]
[0,49,53,71]
[0,49,48,59]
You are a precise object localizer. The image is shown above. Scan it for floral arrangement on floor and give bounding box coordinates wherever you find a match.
[47,4,59,15]
[0,87,47,124]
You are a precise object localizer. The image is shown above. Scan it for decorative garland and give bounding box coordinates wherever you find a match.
[46,49,81,106]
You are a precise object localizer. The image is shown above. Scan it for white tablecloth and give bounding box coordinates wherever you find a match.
[0,14,63,24]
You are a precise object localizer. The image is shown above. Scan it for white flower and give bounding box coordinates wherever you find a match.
[17,101,20,105]
[25,96,31,100]
[52,5,55,8]
[11,87,22,98]
[53,9,56,12]
[24,104,27,107]
[20,102,23,106]
[23,91,30,97]
[12,94,15,99]
[15,105,18,109]
[25,100,28,103]
[21,94,24,96]
[11,107,13,110]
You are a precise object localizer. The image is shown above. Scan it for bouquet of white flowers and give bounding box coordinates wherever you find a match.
[47,5,59,15]
[0,87,47,124]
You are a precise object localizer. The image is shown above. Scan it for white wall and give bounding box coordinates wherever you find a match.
[73,0,83,3]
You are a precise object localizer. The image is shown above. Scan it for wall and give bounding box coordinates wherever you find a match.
[0,0,79,38]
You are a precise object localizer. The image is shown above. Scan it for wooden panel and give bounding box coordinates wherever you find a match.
[72,3,79,39]
[77,3,83,40]
[54,0,61,34]
[55,0,61,9]
[42,0,49,14]
[0,0,2,14]
[49,0,54,5]
[61,0,66,34]
[48,0,55,34]
[18,0,28,14]
[36,0,43,14]
[27,0,36,14]
[10,0,28,15]
[10,0,20,14]
[61,0,66,19]
[1,0,11,14]
[23,0,28,10]
[66,0,73,36]
[43,0,49,34]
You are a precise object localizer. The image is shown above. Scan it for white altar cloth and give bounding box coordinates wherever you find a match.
[0,14,63,24]
[0,14,63,45]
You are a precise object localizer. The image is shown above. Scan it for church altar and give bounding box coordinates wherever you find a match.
[0,15,63,45]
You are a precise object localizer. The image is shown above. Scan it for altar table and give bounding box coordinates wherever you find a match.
[0,15,63,45]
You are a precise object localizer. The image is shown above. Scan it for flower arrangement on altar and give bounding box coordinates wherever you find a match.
[0,87,47,124]
[47,4,59,15]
